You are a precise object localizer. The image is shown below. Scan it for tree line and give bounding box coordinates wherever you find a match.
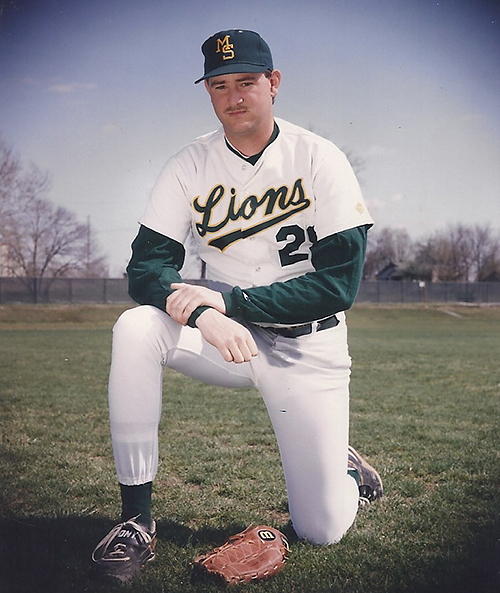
[0,135,108,298]
[364,225,500,282]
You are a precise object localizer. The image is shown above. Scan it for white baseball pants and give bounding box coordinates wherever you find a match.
[108,305,359,545]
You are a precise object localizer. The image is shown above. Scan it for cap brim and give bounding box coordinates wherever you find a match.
[195,63,271,84]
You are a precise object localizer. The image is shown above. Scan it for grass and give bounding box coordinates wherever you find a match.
[0,303,499,593]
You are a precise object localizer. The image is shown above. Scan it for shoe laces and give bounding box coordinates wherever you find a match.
[92,517,154,562]
[358,484,374,503]
[358,495,371,507]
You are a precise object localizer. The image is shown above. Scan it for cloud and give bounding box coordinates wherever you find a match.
[461,112,484,121]
[102,123,124,135]
[365,194,404,210]
[365,197,387,210]
[45,82,97,94]
[362,144,387,158]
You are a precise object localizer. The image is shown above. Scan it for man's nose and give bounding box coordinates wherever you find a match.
[228,89,243,106]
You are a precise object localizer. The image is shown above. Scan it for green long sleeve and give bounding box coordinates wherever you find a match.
[222,225,369,326]
[127,225,186,311]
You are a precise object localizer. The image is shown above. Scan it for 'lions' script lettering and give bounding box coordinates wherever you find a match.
[193,178,311,251]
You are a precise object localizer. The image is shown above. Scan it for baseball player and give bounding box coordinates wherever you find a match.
[92,29,383,583]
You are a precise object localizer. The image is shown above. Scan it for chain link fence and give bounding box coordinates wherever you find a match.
[356,281,500,304]
[0,277,132,305]
[1,277,499,305]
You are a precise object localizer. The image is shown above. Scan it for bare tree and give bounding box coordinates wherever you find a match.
[412,223,500,282]
[0,134,108,300]
[7,198,86,277]
[0,135,22,220]
[449,225,474,281]
[1,136,50,235]
[363,227,413,278]
[469,224,500,281]
[413,234,458,281]
[362,221,500,282]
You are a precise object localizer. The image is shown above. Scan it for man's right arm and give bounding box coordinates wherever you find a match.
[127,225,186,310]
[128,225,258,363]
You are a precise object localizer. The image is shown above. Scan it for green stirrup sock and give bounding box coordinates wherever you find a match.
[120,482,153,528]
[348,468,361,487]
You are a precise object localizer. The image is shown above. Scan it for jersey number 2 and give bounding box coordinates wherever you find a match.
[276,225,316,267]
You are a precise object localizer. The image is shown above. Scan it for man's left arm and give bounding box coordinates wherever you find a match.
[221,225,370,326]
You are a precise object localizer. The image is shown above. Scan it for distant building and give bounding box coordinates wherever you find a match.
[376,261,410,281]
[482,270,500,282]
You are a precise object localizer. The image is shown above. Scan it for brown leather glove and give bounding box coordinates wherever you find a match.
[192,525,290,585]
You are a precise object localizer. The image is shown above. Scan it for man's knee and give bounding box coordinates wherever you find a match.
[289,476,359,545]
[113,305,166,341]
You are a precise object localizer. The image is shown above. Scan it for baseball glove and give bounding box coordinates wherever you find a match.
[192,525,290,585]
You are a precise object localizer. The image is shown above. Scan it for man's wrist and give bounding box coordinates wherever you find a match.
[189,305,212,328]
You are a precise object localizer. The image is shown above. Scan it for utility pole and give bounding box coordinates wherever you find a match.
[86,215,91,278]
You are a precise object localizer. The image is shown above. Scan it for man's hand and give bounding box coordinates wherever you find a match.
[167,283,226,325]
[195,309,258,364]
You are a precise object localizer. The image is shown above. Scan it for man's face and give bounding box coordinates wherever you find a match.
[204,71,281,144]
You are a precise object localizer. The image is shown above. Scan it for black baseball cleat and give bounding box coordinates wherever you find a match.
[92,517,157,583]
[348,445,383,506]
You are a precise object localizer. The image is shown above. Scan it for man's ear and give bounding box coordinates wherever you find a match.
[269,70,282,100]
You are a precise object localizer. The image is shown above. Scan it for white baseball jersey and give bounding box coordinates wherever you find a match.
[140,117,373,289]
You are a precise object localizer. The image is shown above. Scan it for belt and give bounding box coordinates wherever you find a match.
[267,315,339,338]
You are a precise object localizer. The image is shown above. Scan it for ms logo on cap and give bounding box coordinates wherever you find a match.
[216,35,234,61]
[195,29,273,84]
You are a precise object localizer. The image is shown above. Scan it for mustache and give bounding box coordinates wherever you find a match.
[225,106,248,114]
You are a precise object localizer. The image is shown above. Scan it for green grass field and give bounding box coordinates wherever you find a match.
[0,304,499,593]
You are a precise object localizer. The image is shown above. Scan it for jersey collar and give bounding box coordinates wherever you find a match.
[224,121,280,166]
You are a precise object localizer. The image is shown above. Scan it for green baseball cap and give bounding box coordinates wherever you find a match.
[195,29,273,84]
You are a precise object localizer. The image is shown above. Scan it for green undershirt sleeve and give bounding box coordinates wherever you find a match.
[221,225,370,326]
[127,225,186,311]
[127,225,210,326]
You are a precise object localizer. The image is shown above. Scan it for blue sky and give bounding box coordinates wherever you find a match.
[1,0,499,275]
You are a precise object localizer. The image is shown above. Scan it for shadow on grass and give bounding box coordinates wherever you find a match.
[0,514,498,593]
[0,515,297,593]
